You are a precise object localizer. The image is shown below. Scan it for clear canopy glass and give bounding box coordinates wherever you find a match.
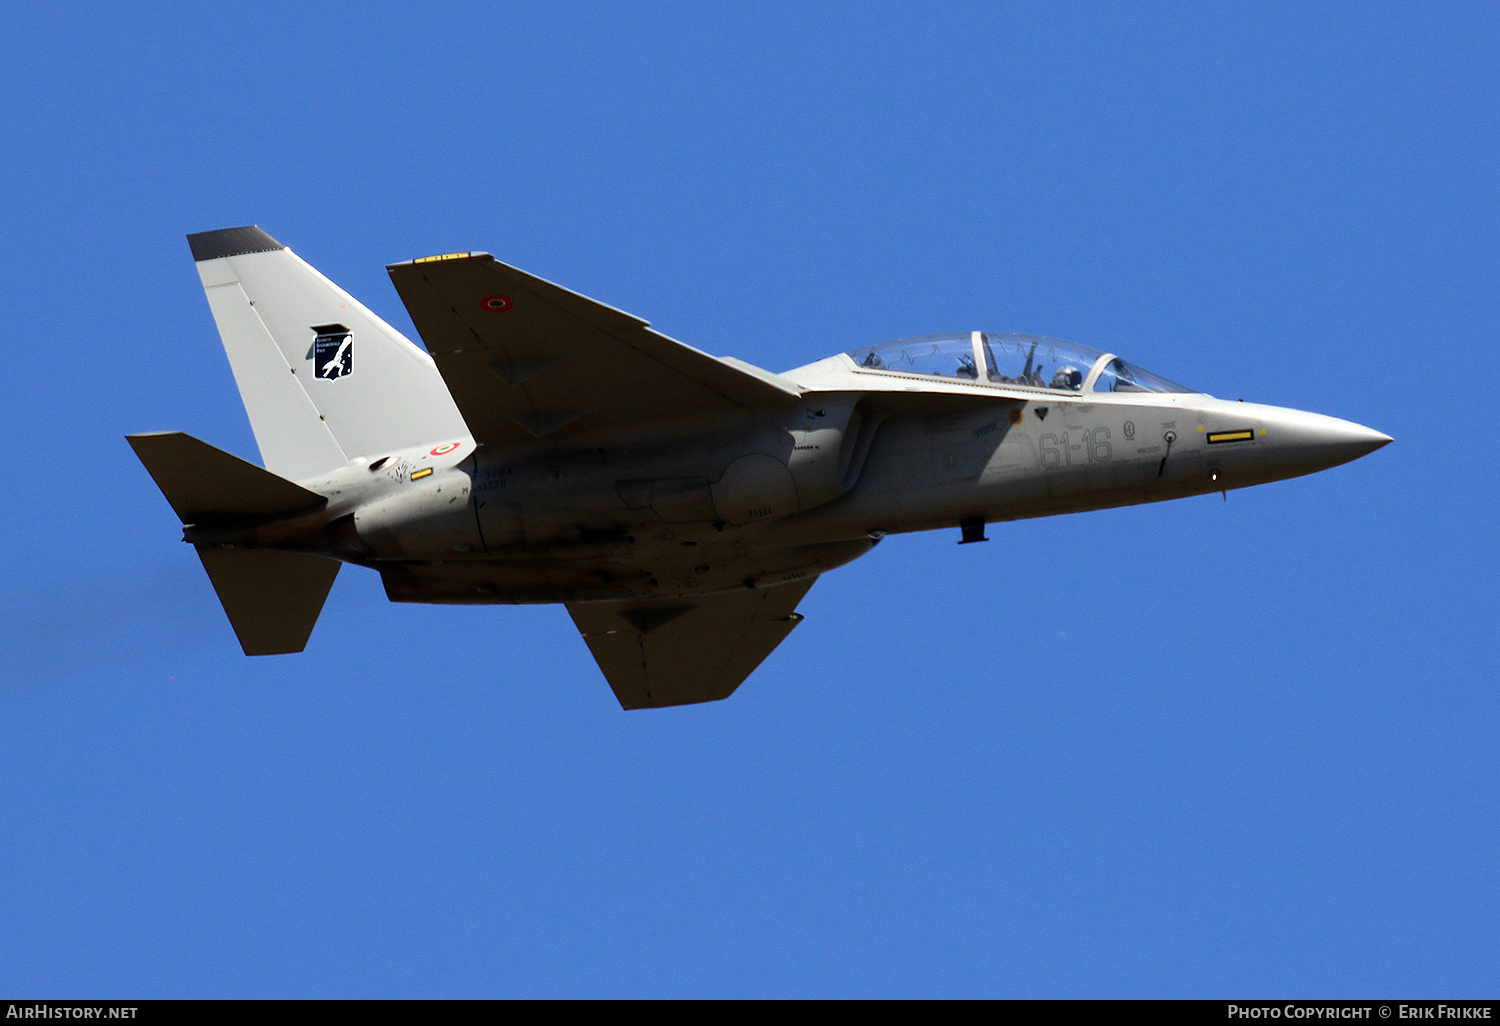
[845,332,1195,394]
[847,333,980,380]
[1089,356,1194,394]
[979,333,1100,390]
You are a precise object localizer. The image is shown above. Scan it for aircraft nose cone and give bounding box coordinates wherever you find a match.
[1345,424,1393,457]
[1262,408,1391,478]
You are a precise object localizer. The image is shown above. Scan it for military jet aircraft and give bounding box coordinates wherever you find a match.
[129,226,1391,709]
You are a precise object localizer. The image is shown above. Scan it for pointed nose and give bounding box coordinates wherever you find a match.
[1261,407,1391,478]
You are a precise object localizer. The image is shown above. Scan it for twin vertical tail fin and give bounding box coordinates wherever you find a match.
[186,226,469,482]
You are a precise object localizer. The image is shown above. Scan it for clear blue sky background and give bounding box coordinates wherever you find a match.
[0,1,1494,998]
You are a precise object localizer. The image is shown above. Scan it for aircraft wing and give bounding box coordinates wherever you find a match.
[565,579,815,709]
[387,253,801,447]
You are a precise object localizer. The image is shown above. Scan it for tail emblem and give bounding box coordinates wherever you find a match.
[310,323,353,380]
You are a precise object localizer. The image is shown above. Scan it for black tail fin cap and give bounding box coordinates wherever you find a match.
[186,225,285,262]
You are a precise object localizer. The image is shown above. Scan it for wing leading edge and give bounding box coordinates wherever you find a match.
[387,253,801,447]
[566,579,816,709]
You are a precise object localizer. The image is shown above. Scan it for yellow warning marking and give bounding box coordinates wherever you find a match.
[1258,429,1267,436]
[413,252,474,264]
[1207,430,1255,444]
[1197,424,1205,431]
[411,467,434,480]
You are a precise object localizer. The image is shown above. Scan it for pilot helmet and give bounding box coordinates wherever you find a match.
[1051,365,1083,390]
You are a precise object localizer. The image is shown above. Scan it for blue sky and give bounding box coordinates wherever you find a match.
[0,1,1495,997]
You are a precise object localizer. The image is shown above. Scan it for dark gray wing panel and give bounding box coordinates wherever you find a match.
[566,579,816,709]
[387,254,800,447]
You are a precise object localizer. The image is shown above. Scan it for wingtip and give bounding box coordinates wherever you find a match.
[186,225,286,262]
[387,251,493,270]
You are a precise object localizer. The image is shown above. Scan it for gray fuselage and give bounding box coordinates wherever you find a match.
[265,379,1388,608]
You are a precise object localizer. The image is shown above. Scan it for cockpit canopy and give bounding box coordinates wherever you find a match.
[845,332,1195,394]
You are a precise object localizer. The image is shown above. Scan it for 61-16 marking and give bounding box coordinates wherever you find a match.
[1039,427,1112,468]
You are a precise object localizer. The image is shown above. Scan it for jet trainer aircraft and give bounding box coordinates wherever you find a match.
[130,226,1391,709]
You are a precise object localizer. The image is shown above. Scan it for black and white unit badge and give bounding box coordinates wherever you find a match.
[311,323,353,380]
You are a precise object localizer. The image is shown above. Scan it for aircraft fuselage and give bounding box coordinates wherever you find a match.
[268,385,1386,607]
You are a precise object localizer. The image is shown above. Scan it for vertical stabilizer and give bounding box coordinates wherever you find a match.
[187,226,470,481]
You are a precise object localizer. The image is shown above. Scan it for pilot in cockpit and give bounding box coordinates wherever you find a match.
[1051,365,1083,390]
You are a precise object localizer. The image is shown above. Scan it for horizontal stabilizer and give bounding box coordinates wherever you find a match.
[127,431,325,523]
[197,547,340,655]
[566,579,815,710]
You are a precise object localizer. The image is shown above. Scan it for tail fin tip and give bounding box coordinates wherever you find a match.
[187,225,286,262]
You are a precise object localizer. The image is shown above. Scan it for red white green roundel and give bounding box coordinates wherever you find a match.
[480,295,512,312]
[430,442,461,456]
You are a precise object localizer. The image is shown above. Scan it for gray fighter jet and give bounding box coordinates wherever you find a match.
[130,226,1390,709]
